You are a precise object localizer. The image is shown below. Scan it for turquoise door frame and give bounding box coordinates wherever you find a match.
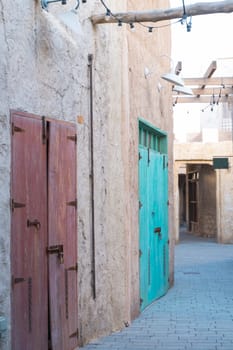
[139,119,169,311]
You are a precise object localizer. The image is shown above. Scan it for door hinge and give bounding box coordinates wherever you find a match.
[67,135,77,144]
[12,276,26,288]
[42,116,48,144]
[69,328,79,339]
[11,198,26,212]
[67,199,77,208]
[139,201,143,210]
[67,263,78,272]
[140,298,143,306]
[139,249,142,258]
[12,123,25,135]
[147,148,150,165]
[167,200,169,206]
[168,239,170,245]
[138,152,142,161]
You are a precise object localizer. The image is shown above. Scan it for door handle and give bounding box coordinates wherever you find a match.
[154,227,162,238]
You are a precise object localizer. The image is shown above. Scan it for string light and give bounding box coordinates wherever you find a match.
[130,22,135,31]
[99,0,192,34]
[41,0,86,10]
[181,0,192,32]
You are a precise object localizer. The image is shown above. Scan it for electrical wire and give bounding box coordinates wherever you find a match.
[75,0,80,10]
[182,0,186,17]
[138,19,183,30]
[99,0,184,31]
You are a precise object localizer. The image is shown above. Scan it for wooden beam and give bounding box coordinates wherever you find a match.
[183,77,233,86]
[92,1,233,25]
[173,95,233,104]
[174,87,233,96]
[199,60,217,90]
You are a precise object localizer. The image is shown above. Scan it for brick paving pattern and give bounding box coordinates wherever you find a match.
[81,233,233,349]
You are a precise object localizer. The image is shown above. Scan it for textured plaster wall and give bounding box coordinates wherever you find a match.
[0,1,95,347]
[0,0,174,348]
[127,0,174,289]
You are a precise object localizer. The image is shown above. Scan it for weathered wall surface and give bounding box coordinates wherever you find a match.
[127,0,174,289]
[174,142,233,244]
[0,0,173,348]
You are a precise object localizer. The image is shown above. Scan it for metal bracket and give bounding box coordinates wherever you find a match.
[67,263,78,272]
[67,199,77,208]
[11,199,26,212]
[27,219,41,230]
[12,123,25,135]
[70,328,79,339]
[47,245,64,264]
[67,135,77,144]
[41,0,67,10]
[154,227,162,239]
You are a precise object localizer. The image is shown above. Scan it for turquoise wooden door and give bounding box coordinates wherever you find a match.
[139,121,169,311]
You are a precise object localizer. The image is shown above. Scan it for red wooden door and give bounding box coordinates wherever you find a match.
[11,112,78,350]
[11,111,48,350]
[48,121,78,350]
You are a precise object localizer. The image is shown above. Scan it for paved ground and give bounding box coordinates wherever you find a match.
[80,232,233,350]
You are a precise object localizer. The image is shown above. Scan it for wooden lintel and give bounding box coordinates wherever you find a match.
[91,1,233,25]
[183,77,233,86]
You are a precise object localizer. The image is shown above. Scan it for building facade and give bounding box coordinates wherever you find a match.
[174,101,233,243]
[0,0,174,348]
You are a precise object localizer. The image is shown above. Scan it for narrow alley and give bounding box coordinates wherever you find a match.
[81,232,233,350]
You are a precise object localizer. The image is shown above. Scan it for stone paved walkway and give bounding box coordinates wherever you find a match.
[80,233,233,349]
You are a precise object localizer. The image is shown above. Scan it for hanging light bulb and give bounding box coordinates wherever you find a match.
[186,16,192,32]
[129,22,135,32]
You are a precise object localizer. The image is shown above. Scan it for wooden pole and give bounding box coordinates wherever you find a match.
[91,0,233,25]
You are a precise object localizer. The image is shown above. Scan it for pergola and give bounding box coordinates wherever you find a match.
[173,61,233,104]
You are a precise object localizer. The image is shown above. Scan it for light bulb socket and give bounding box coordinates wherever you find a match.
[41,0,67,9]
[105,9,111,21]
[130,22,135,31]
[118,20,123,27]
[148,27,153,33]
